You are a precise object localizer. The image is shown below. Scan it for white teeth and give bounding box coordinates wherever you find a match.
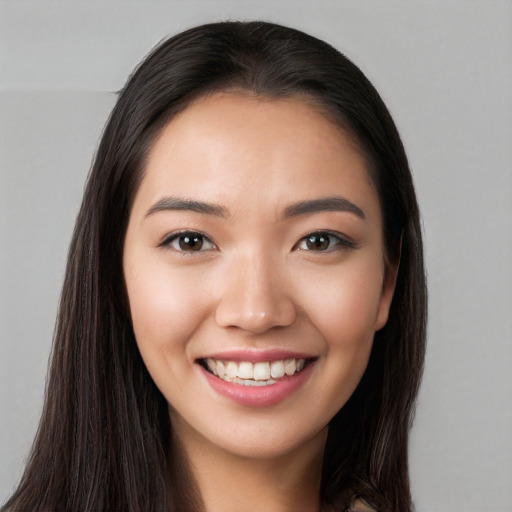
[254,363,270,380]
[206,359,216,373]
[238,377,276,386]
[253,362,271,381]
[226,361,238,379]
[216,360,225,378]
[284,358,296,376]
[270,360,285,379]
[238,361,253,379]
[205,357,307,385]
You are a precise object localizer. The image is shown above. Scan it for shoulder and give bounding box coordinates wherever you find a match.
[346,496,377,512]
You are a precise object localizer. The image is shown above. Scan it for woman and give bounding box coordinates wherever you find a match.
[3,21,426,512]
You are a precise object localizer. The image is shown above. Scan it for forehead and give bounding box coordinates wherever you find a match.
[135,93,380,223]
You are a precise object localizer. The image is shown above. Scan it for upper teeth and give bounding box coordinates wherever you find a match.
[205,358,306,382]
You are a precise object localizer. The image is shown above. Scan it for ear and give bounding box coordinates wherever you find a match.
[374,240,401,332]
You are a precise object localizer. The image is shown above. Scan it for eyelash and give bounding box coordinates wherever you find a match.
[160,230,355,254]
[159,231,217,253]
[294,231,356,252]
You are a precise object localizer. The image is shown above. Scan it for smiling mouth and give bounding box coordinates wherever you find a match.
[198,357,314,386]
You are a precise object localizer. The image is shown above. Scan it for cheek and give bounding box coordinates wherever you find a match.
[306,263,384,345]
[124,258,209,364]
[306,269,382,413]
[300,260,384,398]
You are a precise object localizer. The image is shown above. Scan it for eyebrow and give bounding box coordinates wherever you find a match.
[283,196,366,220]
[146,197,229,218]
[145,195,365,220]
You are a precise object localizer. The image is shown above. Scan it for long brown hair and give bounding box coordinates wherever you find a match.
[3,21,426,512]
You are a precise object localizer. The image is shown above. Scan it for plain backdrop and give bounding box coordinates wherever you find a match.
[1,1,511,510]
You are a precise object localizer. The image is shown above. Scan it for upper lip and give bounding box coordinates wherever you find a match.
[197,349,317,363]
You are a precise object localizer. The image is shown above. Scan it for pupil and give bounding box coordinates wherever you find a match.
[306,234,329,251]
[179,234,203,251]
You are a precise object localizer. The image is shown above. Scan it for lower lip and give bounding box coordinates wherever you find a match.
[199,362,315,407]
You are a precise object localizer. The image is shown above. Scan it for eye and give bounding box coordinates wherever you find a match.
[160,231,216,253]
[295,231,355,252]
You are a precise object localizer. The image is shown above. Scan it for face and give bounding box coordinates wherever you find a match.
[123,93,396,460]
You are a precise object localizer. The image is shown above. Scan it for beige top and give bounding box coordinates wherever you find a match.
[346,496,377,512]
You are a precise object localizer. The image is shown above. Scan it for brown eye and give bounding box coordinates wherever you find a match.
[296,231,355,252]
[162,231,216,253]
[179,234,204,251]
[305,233,330,251]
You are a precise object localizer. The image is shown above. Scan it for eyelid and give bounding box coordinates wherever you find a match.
[294,230,357,252]
[158,230,217,253]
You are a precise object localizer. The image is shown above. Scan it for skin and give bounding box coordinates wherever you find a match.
[123,93,397,512]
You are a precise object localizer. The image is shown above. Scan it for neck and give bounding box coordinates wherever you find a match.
[170,419,327,512]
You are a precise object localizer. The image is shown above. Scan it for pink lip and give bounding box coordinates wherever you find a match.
[199,360,315,407]
[199,349,315,363]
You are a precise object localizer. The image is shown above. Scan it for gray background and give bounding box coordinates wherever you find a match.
[1,1,511,510]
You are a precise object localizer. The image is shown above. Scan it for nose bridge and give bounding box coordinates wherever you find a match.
[215,248,296,333]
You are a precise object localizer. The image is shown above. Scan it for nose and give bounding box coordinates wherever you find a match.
[215,253,297,334]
